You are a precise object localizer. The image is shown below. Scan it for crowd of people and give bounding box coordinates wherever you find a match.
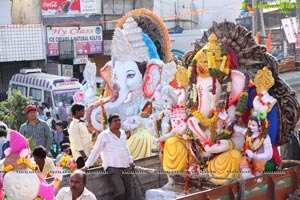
[0,102,135,200]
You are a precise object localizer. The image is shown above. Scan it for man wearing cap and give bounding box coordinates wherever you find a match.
[19,105,53,154]
[82,113,134,200]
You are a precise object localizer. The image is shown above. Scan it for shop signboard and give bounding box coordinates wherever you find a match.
[47,26,103,56]
[73,55,89,64]
[42,0,99,15]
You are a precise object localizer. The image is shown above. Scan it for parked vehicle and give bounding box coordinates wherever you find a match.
[8,68,82,118]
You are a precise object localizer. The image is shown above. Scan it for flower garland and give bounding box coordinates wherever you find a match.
[191,110,218,126]
[235,91,249,117]
[217,75,231,111]
[2,158,37,172]
[245,119,269,152]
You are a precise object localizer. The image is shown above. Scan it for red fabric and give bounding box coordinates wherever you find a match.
[272,144,281,166]
[169,79,178,89]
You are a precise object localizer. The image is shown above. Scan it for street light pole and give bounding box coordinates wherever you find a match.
[252,0,257,35]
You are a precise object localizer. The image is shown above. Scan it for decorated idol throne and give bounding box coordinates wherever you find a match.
[146,21,300,199]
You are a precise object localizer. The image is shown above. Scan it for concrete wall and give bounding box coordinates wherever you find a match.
[11,0,41,24]
[48,155,167,199]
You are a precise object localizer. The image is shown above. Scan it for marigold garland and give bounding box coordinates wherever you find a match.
[2,158,37,172]
[245,119,269,152]
[191,110,218,126]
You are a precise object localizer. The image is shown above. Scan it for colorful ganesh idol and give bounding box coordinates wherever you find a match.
[0,130,61,200]
[236,67,279,176]
[154,85,190,171]
[187,33,248,184]
[86,9,177,159]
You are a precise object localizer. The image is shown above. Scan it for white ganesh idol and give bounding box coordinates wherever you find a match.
[86,9,176,159]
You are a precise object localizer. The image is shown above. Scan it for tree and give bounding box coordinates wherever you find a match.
[0,90,31,130]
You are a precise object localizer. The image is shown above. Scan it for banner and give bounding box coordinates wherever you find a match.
[42,0,99,15]
[47,26,103,56]
[42,0,81,15]
[281,17,298,44]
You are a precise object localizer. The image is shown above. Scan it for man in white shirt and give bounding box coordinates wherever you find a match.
[56,170,96,200]
[82,113,135,200]
[68,103,91,168]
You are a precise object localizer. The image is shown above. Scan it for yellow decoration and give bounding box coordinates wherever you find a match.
[254,67,274,93]
[207,150,241,185]
[1,164,14,172]
[175,66,189,88]
[2,158,37,172]
[228,139,235,150]
[220,55,227,72]
[207,51,215,69]
[192,110,218,126]
[163,135,189,172]
[193,33,224,78]
[127,127,156,159]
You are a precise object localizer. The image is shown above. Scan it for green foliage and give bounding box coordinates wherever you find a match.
[26,136,36,151]
[0,90,31,130]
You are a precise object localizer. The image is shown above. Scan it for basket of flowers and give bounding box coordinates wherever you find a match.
[58,154,77,173]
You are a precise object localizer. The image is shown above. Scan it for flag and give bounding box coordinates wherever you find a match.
[246,5,253,12]
[255,32,260,44]
[266,30,272,53]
